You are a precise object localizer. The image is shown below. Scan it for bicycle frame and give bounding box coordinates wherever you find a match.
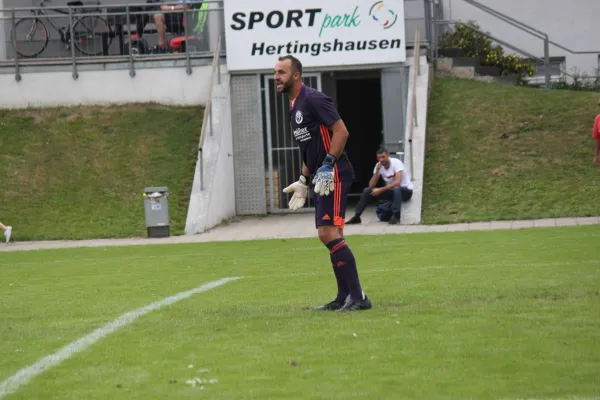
[31,4,71,40]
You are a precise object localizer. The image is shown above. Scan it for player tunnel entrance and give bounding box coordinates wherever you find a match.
[262,69,403,213]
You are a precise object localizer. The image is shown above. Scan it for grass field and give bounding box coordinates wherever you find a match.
[423,77,600,224]
[2,226,599,399]
[0,104,202,241]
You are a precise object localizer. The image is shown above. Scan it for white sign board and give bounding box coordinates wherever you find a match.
[223,0,406,72]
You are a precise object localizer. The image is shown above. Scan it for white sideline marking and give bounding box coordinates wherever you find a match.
[0,277,240,399]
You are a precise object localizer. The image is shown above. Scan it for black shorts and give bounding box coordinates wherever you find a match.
[313,180,350,229]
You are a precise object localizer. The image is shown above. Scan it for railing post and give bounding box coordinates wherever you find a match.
[126,4,135,78]
[423,1,432,61]
[209,103,213,136]
[11,9,21,82]
[183,5,191,75]
[217,36,221,85]
[413,95,418,127]
[199,149,204,191]
[544,37,551,89]
[416,25,421,76]
[68,6,79,80]
[409,139,414,181]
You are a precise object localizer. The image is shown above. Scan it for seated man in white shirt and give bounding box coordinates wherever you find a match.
[346,148,413,225]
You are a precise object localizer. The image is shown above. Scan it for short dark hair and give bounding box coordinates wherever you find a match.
[377,147,389,155]
[278,55,303,76]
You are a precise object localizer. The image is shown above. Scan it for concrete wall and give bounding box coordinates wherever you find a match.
[400,55,429,225]
[185,69,235,234]
[0,0,6,61]
[442,0,600,76]
[0,63,213,108]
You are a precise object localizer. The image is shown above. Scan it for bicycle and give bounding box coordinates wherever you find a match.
[11,0,114,58]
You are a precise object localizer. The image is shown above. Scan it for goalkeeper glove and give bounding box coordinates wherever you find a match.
[282,175,308,211]
[313,154,336,196]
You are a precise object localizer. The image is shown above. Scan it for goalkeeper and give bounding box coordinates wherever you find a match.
[276,55,372,312]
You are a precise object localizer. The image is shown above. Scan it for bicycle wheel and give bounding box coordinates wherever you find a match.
[11,18,49,58]
[72,15,113,56]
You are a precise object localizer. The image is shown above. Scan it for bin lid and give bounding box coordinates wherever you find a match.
[144,186,168,193]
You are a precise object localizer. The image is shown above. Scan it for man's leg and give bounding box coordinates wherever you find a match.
[346,187,373,224]
[319,226,350,310]
[314,193,350,310]
[402,187,413,202]
[153,13,167,49]
[387,187,403,225]
[315,181,372,312]
[330,227,350,305]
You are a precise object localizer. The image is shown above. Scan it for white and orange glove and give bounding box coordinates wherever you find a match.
[282,175,308,211]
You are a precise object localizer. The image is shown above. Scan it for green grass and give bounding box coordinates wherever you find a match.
[0,104,203,241]
[422,77,600,224]
[1,226,599,399]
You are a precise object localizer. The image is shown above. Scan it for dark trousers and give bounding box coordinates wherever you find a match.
[354,186,413,217]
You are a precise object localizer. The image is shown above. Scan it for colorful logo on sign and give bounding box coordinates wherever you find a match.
[369,1,398,29]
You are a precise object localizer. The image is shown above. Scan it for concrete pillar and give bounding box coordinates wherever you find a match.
[208,0,224,53]
[0,0,7,61]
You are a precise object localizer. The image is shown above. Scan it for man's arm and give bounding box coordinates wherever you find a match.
[327,119,349,160]
[374,172,402,195]
[307,92,347,160]
[368,173,380,188]
[302,163,310,180]
[309,92,346,196]
[382,171,402,191]
[595,138,600,167]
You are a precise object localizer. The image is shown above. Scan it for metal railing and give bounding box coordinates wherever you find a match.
[0,0,225,80]
[198,34,221,191]
[403,0,435,51]
[431,0,600,88]
[407,25,422,182]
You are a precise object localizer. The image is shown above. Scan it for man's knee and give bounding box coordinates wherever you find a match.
[362,187,373,196]
[318,225,341,245]
[154,13,165,24]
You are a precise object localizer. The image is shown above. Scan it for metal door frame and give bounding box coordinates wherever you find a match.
[263,73,322,213]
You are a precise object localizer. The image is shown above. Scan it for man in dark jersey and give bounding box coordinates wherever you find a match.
[276,55,372,312]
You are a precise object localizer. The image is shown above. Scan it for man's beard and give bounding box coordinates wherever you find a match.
[277,79,293,94]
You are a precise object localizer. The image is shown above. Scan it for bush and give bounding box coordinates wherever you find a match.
[439,21,535,84]
[568,68,600,92]
[439,21,491,58]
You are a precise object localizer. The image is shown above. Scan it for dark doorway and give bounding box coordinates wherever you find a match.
[335,77,383,196]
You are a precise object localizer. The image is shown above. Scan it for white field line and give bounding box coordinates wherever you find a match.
[0,277,241,399]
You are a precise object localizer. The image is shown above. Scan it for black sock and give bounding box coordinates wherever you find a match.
[330,254,349,303]
[326,238,365,301]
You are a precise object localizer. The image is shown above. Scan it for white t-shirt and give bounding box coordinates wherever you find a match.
[374,158,414,190]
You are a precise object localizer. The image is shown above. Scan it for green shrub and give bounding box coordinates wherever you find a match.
[439,21,535,84]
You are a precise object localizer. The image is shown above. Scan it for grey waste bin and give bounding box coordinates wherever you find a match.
[143,187,171,238]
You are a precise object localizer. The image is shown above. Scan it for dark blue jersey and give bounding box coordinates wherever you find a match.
[289,85,354,183]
